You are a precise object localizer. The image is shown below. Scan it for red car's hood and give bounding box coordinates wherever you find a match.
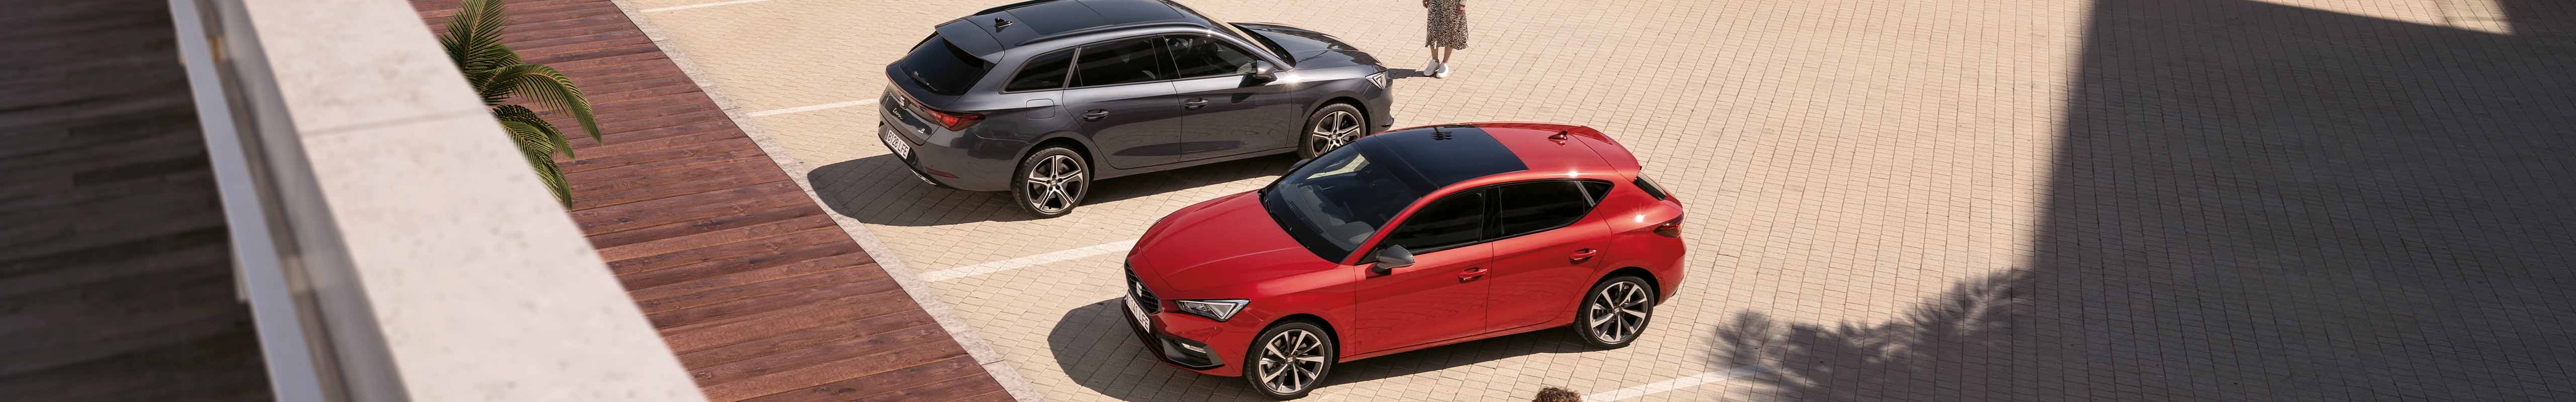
[1131,191,1336,292]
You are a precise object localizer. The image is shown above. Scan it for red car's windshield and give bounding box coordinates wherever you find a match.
[1260,127,1532,261]
[1261,142,1434,261]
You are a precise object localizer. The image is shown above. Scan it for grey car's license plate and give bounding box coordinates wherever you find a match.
[881,127,911,158]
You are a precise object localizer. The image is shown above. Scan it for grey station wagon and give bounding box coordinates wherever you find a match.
[879,0,1394,217]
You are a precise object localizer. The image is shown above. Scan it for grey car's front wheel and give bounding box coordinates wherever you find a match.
[1298,104,1368,159]
[1010,146,1088,218]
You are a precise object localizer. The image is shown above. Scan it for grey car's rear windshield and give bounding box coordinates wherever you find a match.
[898,35,991,95]
[1261,127,1527,261]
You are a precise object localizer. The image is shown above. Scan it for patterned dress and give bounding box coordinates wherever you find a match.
[1425,0,1468,49]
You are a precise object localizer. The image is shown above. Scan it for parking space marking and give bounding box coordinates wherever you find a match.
[641,0,784,13]
[920,240,1138,282]
[1583,366,1765,401]
[746,98,877,117]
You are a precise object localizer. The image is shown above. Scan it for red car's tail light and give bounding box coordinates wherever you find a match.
[1653,215,1683,238]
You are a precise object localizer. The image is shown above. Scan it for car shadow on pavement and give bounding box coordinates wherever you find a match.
[806,153,1300,227]
[1050,298,1596,400]
[1710,0,2576,399]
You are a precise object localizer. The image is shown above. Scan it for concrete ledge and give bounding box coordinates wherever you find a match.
[189,0,707,399]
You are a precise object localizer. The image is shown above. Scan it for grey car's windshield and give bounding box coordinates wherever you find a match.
[1162,2,1286,59]
[1261,142,1438,261]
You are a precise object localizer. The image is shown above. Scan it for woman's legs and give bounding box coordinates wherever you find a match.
[1435,47,1455,76]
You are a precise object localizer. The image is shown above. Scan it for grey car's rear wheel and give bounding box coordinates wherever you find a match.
[1010,146,1088,218]
[1298,104,1367,159]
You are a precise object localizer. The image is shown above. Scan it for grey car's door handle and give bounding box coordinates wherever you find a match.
[1182,98,1209,110]
[1082,109,1109,121]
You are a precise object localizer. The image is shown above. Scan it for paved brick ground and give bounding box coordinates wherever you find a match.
[623,0,2576,399]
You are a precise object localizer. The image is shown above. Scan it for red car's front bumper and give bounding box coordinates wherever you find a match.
[1122,299,1266,377]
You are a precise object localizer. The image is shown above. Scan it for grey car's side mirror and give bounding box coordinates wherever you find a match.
[1367,245,1415,275]
[1246,62,1278,84]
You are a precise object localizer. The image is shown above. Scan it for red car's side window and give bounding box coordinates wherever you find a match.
[1380,189,1488,253]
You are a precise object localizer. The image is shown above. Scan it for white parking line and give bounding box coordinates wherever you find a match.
[641,0,784,13]
[1583,366,1766,401]
[920,240,1138,282]
[745,98,876,117]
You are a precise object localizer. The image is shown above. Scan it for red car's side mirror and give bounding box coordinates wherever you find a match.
[1368,245,1415,275]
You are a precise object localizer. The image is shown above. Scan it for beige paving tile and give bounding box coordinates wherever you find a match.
[622,0,2576,400]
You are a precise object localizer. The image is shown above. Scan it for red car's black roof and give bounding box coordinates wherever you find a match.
[1346,125,1531,188]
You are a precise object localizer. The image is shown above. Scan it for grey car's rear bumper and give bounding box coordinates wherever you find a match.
[877,121,1023,192]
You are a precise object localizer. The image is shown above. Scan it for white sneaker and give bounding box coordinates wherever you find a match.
[1433,62,1452,78]
[1425,58,1441,75]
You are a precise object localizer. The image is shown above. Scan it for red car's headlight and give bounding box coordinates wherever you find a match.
[1173,299,1249,322]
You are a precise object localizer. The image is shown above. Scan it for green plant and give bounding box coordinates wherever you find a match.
[439,0,601,206]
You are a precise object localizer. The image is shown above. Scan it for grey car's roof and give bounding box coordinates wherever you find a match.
[938,0,1218,60]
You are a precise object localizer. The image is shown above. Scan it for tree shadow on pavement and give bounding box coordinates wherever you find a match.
[1712,269,2032,401]
[1712,0,2576,399]
[805,153,1298,227]
[1049,298,1595,401]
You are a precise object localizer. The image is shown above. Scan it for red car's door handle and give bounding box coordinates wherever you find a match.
[1458,267,1488,282]
[1569,248,1600,262]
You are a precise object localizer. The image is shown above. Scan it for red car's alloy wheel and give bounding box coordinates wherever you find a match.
[1585,279,1654,344]
[1247,322,1333,398]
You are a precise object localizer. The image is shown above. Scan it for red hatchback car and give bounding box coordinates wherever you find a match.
[1120,122,1686,398]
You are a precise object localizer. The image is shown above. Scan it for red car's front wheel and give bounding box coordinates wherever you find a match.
[1245,321,1335,399]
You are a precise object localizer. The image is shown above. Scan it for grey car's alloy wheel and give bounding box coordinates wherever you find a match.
[1245,322,1334,399]
[1011,147,1088,218]
[1299,104,1367,159]
[1576,276,1654,348]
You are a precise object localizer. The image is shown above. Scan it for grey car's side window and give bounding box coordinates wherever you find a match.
[1003,49,1075,91]
[1164,35,1260,79]
[1071,37,1168,87]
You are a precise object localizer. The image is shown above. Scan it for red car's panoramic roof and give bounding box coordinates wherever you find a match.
[1349,125,1530,187]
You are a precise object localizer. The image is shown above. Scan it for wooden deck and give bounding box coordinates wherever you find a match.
[409,1,1009,400]
[0,0,272,399]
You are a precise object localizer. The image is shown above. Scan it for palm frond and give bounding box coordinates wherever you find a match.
[441,0,520,76]
[497,109,573,206]
[487,63,602,142]
[442,0,603,209]
[494,105,578,159]
[468,66,522,107]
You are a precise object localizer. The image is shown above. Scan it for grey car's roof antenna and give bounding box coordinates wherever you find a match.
[993,18,1012,31]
